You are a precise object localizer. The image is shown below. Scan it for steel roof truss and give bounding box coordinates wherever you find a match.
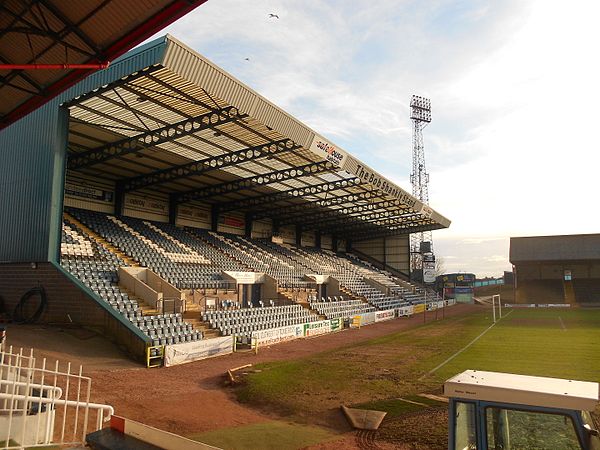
[251,190,386,220]
[175,160,336,204]
[63,66,163,107]
[67,106,245,170]
[119,138,300,192]
[307,210,419,232]
[218,177,362,212]
[278,198,407,226]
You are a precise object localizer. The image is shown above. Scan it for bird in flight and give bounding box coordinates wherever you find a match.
[268,13,279,19]
[244,57,250,61]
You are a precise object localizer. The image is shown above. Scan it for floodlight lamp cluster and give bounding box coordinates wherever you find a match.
[410,95,432,122]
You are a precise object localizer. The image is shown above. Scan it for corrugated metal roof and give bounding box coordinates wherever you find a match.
[0,0,209,129]
[57,34,449,241]
[510,234,600,263]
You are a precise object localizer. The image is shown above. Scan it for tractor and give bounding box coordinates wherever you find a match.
[445,370,600,449]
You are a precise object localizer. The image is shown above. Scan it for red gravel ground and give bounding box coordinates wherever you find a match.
[7,304,481,448]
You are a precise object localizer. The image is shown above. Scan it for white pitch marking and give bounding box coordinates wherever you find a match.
[419,309,514,380]
[558,316,567,331]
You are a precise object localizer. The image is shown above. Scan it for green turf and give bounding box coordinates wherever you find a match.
[237,307,600,421]
[237,312,493,416]
[430,308,600,382]
[352,395,446,418]
[187,421,339,450]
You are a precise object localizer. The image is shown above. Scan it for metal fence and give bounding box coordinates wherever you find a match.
[0,345,113,449]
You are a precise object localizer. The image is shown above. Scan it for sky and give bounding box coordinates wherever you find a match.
[147,0,600,277]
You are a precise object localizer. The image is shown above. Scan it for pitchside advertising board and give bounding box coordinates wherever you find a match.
[253,319,342,345]
[375,310,396,322]
[252,324,304,346]
[164,336,233,367]
[397,305,414,316]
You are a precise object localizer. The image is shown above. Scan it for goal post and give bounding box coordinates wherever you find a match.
[492,294,502,323]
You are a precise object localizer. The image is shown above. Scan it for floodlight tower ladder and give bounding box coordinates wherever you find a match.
[409,95,434,280]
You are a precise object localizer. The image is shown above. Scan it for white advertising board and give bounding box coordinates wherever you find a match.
[164,336,233,367]
[375,309,396,322]
[252,324,305,346]
[397,305,414,317]
[303,320,332,337]
[350,312,376,328]
[306,274,330,284]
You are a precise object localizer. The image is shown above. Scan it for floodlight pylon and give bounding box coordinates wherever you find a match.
[409,95,434,282]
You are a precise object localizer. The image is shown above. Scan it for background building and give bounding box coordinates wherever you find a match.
[510,234,600,304]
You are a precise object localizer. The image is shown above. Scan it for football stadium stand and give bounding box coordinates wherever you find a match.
[510,234,600,304]
[0,35,451,365]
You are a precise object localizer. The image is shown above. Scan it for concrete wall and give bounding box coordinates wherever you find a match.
[0,262,149,362]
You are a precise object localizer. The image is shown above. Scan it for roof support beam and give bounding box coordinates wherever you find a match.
[218,177,362,212]
[175,160,336,204]
[308,211,420,234]
[119,138,300,192]
[63,65,163,107]
[318,213,424,233]
[67,106,244,170]
[251,190,387,221]
[351,223,444,241]
[35,0,102,57]
[278,198,408,227]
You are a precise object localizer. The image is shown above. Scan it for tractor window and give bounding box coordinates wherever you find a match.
[485,406,582,450]
[454,401,477,450]
[581,411,600,450]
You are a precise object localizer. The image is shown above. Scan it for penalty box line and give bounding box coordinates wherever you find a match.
[419,309,514,380]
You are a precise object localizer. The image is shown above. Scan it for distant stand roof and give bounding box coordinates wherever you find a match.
[510,234,600,263]
[0,0,208,129]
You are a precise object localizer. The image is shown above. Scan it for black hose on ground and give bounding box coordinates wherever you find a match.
[13,286,47,324]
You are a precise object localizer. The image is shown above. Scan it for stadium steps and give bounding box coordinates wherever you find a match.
[278,290,295,303]
[183,303,221,338]
[339,286,365,302]
[118,287,160,315]
[63,212,139,267]
[564,280,576,304]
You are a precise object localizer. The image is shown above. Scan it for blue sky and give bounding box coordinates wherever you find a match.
[148,0,600,277]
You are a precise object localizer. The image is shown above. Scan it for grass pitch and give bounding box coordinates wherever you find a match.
[188,421,339,450]
[237,307,600,421]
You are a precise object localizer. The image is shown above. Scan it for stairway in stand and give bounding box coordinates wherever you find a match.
[183,301,221,338]
[563,279,576,304]
[64,212,139,267]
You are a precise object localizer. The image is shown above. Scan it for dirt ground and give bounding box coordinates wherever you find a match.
[5,304,481,449]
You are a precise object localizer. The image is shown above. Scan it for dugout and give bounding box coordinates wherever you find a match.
[510,234,600,304]
[0,34,450,358]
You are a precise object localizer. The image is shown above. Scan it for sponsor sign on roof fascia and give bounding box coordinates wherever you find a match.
[308,134,424,213]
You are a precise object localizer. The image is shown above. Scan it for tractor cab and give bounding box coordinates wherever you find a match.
[444,370,600,450]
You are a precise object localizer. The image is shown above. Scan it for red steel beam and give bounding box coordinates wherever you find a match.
[1,0,209,129]
[0,63,110,70]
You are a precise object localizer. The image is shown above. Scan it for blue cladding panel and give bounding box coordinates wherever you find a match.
[0,104,60,261]
[0,37,169,262]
